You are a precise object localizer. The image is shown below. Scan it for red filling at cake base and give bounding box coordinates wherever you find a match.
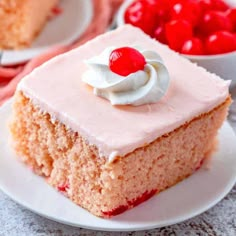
[195,157,205,171]
[57,182,69,192]
[102,189,158,217]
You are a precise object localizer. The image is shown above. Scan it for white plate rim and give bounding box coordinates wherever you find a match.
[0,100,236,232]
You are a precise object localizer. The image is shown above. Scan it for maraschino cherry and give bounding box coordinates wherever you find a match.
[181,37,204,55]
[109,47,146,76]
[124,0,236,55]
[205,31,236,54]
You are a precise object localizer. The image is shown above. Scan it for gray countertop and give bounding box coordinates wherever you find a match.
[1,122,236,236]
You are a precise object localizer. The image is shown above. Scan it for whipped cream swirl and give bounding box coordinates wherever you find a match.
[82,47,170,106]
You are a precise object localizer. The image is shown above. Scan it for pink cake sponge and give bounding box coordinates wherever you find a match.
[10,25,231,217]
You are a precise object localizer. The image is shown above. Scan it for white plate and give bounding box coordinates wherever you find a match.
[1,0,93,66]
[1,101,236,231]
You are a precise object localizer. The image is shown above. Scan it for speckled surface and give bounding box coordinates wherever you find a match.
[0,121,236,236]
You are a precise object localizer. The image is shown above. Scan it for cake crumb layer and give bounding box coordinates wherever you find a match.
[10,92,231,217]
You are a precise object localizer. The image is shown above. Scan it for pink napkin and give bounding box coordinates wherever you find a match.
[0,0,123,105]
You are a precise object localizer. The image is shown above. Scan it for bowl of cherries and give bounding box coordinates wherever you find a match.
[117,0,236,85]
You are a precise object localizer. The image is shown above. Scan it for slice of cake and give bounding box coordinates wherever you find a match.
[10,25,231,218]
[0,0,58,49]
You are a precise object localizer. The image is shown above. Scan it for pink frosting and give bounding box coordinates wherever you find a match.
[18,25,230,161]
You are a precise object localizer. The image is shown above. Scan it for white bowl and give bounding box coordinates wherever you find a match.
[116,0,236,86]
[186,52,236,86]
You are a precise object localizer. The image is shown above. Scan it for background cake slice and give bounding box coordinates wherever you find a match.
[10,25,231,217]
[0,0,58,49]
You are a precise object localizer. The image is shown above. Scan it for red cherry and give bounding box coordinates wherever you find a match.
[226,8,236,31]
[165,20,193,51]
[109,47,146,76]
[199,0,214,12]
[147,0,171,22]
[211,0,230,11]
[181,38,204,55]
[199,0,230,12]
[200,10,233,35]
[169,0,187,6]
[205,31,236,54]
[124,0,158,35]
[171,0,202,26]
[155,8,170,23]
[153,24,167,44]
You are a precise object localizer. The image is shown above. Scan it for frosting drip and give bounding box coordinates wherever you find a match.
[82,47,170,106]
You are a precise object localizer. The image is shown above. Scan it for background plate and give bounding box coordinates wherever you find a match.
[0,101,236,231]
[1,0,93,66]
